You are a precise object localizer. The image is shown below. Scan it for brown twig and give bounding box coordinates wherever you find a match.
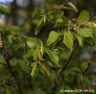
[2,47,22,94]
[6,59,22,94]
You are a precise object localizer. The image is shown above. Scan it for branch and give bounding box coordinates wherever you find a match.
[17,67,32,83]
[2,47,22,94]
[52,44,78,94]
[6,59,22,94]
[60,44,78,75]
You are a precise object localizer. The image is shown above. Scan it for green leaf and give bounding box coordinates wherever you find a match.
[31,89,46,94]
[6,88,12,94]
[44,47,59,65]
[0,6,10,14]
[47,31,62,45]
[8,34,14,43]
[26,37,42,48]
[74,33,83,46]
[54,16,68,29]
[33,47,39,60]
[63,31,73,51]
[61,2,78,12]
[24,48,34,58]
[1,57,6,64]
[81,62,89,72]
[76,28,93,38]
[67,2,78,12]
[83,76,90,86]
[31,62,37,77]
[77,10,89,24]
[6,25,22,32]
[35,16,46,35]
[33,46,43,60]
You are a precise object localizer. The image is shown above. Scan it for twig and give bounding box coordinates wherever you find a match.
[6,59,22,94]
[2,47,22,94]
[60,44,78,75]
[17,67,32,83]
[52,44,78,94]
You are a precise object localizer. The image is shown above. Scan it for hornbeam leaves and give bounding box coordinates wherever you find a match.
[63,31,73,51]
[77,10,89,24]
[76,28,93,38]
[35,16,46,35]
[81,62,89,72]
[61,2,78,12]
[44,47,59,65]
[0,6,10,14]
[31,62,37,77]
[67,2,78,12]
[74,33,83,46]
[47,31,62,46]
[26,37,42,48]
[24,48,34,58]
[33,46,43,60]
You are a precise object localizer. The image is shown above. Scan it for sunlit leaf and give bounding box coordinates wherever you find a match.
[63,31,73,51]
[77,10,89,24]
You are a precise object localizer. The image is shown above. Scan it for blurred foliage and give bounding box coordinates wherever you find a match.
[0,0,96,94]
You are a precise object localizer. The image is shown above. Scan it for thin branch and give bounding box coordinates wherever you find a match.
[60,44,78,75]
[8,48,20,60]
[52,44,78,94]
[2,47,22,94]
[17,67,32,83]
[6,59,22,94]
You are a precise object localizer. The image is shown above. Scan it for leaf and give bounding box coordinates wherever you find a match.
[54,16,68,29]
[26,37,42,48]
[60,2,77,12]
[63,31,73,51]
[8,34,14,43]
[24,48,34,58]
[33,46,43,60]
[31,89,46,94]
[44,47,59,65]
[74,33,83,46]
[42,63,50,77]
[0,6,10,14]
[77,10,89,24]
[76,28,93,38]
[83,76,90,86]
[6,88,12,94]
[35,16,46,35]
[33,47,39,60]
[47,31,62,45]
[31,62,37,77]
[67,2,78,12]
[6,25,22,32]
[1,57,6,64]
[81,62,89,72]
